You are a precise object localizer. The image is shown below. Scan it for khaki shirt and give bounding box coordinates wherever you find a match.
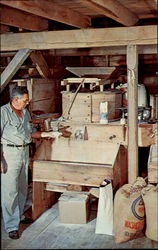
[1,103,33,145]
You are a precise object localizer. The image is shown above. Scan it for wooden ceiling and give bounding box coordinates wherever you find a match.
[0,0,157,33]
[0,0,157,95]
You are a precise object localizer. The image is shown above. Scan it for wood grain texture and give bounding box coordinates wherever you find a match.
[0,49,31,92]
[0,5,48,31]
[148,144,158,183]
[35,138,120,165]
[81,0,138,26]
[127,44,138,183]
[0,25,156,51]
[30,51,51,78]
[62,91,122,122]
[1,0,91,28]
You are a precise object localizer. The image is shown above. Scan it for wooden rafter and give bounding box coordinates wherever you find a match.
[0,5,48,31]
[1,0,91,28]
[0,25,156,51]
[81,0,139,26]
[30,51,52,79]
[0,24,10,33]
[0,49,31,93]
[145,0,157,10]
[0,45,157,57]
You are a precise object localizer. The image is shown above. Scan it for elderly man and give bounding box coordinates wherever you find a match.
[1,86,61,239]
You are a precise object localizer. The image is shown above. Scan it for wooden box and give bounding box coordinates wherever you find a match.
[58,192,90,224]
[62,90,122,122]
[148,144,158,183]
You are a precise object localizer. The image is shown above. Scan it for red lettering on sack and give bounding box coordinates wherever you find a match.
[138,207,144,213]
[124,220,144,230]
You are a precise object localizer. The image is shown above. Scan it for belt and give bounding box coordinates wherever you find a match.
[4,143,30,147]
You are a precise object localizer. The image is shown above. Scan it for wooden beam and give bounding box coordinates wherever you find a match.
[30,51,51,78]
[0,5,48,31]
[49,45,157,56]
[0,48,31,92]
[0,45,156,57]
[81,0,138,26]
[127,44,138,183]
[0,24,10,33]
[145,0,157,10]
[1,0,91,28]
[0,25,156,51]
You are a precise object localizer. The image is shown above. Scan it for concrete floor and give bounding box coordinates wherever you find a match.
[1,200,158,249]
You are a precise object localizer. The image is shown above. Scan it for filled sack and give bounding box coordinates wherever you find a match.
[95,180,114,235]
[141,184,158,241]
[114,177,147,243]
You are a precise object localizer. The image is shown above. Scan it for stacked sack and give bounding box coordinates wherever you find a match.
[114,177,158,243]
[141,184,158,242]
[114,177,147,243]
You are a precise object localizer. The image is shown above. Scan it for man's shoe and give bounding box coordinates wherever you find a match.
[20,217,33,224]
[8,230,19,239]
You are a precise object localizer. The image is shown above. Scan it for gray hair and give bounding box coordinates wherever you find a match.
[11,86,28,100]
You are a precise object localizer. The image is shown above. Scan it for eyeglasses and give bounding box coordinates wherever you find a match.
[17,97,29,103]
[22,99,29,103]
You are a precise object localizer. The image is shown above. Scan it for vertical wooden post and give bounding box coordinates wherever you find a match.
[32,181,57,220]
[127,44,138,183]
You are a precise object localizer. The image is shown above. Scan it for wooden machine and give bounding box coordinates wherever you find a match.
[32,77,156,220]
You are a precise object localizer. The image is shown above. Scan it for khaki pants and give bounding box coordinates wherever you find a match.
[1,145,29,233]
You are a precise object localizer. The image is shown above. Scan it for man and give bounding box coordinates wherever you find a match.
[1,86,61,239]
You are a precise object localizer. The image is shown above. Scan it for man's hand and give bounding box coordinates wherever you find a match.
[41,131,62,139]
[1,161,7,174]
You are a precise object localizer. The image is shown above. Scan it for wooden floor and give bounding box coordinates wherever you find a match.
[1,200,158,250]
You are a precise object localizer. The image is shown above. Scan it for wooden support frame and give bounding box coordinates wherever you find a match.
[127,44,138,183]
[30,51,52,78]
[0,48,31,92]
[81,0,138,26]
[1,0,91,29]
[0,5,48,31]
[32,181,58,221]
[0,25,156,51]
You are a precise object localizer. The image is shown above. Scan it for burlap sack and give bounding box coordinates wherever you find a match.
[114,177,147,243]
[141,184,158,241]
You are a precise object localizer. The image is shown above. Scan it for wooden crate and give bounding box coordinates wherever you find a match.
[148,144,158,183]
[62,90,122,122]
